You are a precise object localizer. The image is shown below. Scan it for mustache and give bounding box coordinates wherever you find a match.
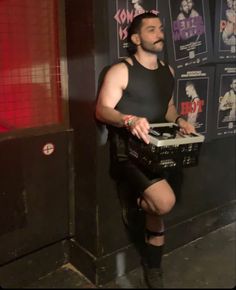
[153,39,165,44]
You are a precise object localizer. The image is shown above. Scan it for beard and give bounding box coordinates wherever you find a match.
[140,39,164,54]
[182,10,191,18]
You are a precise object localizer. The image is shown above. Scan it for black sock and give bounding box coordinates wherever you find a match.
[143,243,163,268]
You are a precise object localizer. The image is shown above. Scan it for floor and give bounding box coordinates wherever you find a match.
[24,222,236,289]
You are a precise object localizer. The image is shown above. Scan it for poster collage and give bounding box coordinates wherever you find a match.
[108,0,236,140]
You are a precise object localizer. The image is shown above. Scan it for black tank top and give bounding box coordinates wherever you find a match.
[109,55,175,163]
[116,55,174,123]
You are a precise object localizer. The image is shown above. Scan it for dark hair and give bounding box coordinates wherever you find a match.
[127,12,159,54]
[185,81,195,88]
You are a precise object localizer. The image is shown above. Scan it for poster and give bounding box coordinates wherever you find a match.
[175,67,214,140]
[165,0,213,69]
[108,0,165,62]
[212,64,236,138]
[214,0,236,62]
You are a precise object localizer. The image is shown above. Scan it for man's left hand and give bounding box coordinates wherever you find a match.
[178,118,196,134]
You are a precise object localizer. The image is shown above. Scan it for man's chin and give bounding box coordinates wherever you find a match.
[155,43,164,52]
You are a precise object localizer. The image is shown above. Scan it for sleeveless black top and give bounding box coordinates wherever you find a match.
[116,55,174,123]
[109,55,175,162]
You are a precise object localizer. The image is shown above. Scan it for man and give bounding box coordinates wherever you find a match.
[185,81,203,127]
[177,0,190,21]
[131,0,145,14]
[222,0,236,47]
[177,0,199,21]
[219,78,236,122]
[187,0,200,18]
[96,12,195,288]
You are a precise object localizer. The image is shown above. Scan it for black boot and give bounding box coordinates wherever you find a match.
[142,261,163,289]
[141,243,164,288]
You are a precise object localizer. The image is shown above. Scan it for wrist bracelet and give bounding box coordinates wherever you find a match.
[123,115,135,128]
[175,115,184,124]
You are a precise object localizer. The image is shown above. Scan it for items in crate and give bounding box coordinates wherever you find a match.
[128,123,205,174]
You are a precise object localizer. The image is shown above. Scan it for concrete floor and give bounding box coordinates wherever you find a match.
[24,222,236,289]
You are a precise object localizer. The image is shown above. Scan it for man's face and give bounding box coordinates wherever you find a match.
[231,80,236,92]
[185,85,194,97]
[138,17,165,54]
[227,0,233,9]
[181,0,189,14]
[187,0,194,11]
[233,0,236,11]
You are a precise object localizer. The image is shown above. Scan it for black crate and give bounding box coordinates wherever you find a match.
[128,136,202,174]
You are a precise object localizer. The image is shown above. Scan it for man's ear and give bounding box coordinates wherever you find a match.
[131,34,141,46]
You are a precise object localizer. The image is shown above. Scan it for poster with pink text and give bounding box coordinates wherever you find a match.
[174,66,214,140]
[108,0,166,62]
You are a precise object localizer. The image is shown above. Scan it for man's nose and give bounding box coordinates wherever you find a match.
[158,31,164,38]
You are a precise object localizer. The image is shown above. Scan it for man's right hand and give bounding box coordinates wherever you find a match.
[126,116,150,144]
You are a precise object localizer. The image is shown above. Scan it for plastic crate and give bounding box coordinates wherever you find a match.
[128,123,204,174]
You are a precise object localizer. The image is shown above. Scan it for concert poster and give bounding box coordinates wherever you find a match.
[214,0,236,62]
[174,67,215,141]
[108,0,166,63]
[212,64,236,138]
[165,0,213,70]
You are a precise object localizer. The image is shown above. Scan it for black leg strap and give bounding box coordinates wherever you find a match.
[146,228,165,239]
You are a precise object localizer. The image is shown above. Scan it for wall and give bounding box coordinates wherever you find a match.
[65,0,236,286]
[0,131,72,287]
[0,1,72,287]
[0,0,235,287]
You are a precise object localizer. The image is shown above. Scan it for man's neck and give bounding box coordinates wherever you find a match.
[191,94,199,100]
[134,51,159,70]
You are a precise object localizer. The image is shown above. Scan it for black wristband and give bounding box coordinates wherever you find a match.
[175,115,184,124]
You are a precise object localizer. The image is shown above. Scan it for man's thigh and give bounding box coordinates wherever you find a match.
[116,160,164,196]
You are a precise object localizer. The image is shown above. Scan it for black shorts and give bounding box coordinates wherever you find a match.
[108,130,182,198]
[114,160,165,196]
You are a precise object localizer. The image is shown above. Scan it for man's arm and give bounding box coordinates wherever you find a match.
[187,98,200,124]
[95,63,127,127]
[187,111,198,124]
[165,96,196,134]
[165,96,181,123]
[219,92,231,111]
[95,62,150,143]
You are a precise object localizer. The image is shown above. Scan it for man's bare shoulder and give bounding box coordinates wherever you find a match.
[103,60,130,89]
[177,13,185,21]
[108,59,130,74]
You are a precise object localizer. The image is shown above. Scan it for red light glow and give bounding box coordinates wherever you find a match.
[0,0,62,133]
